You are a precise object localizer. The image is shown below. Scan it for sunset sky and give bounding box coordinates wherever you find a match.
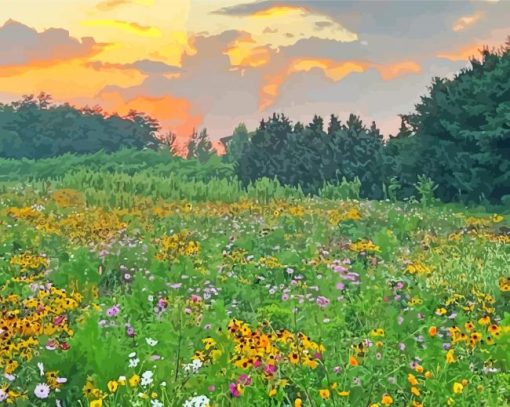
[1,0,508,145]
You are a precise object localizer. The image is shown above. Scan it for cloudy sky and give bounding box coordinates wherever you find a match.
[0,0,508,146]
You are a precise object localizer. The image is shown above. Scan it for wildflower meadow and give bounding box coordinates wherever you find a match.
[0,178,508,406]
[1,2,510,406]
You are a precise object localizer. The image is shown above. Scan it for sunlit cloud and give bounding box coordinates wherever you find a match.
[224,33,272,68]
[252,5,308,18]
[292,59,369,81]
[86,59,183,78]
[98,90,203,143]
[0,61,144,99]
[259,57,422,111]
[376,61,422,80]
[211,2,358,48]
[96,0,129,11]
[96,0,155,10]
[82,19,161,37]
[260,59,370,111]
[452,12,482,32]
[436,44,484,61]
[0,20,108,72]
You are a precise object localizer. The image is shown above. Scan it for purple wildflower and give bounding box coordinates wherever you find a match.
[316,296,330,308]
[106,305,120,318]
[125,324,136,338]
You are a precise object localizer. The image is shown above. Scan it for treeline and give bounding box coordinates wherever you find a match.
[0,93,161,159]
[222,42,510,204]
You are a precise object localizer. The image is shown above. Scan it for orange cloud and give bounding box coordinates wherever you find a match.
[452,12,482,32]
[437,44,483,61]
[252,5,308,18]
[96,0,156,10]
[259,58,422,110]
[0,60,144,99]
[260,59,369,111]
[224,33,272,68]
[0,20,109,76]
[96,0,129,10]
[376,61,422,80]
[292,59,369,81]
[99,91,203,143]
[82,19,161,37]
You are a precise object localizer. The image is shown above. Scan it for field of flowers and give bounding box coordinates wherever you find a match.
[0,184,509,406]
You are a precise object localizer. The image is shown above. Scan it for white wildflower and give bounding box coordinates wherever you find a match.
[129,357,140,368]
[183,358,202,374]
[4,373,15,382]
[34,383,51,399]
[183,395,210,407]
[146,337,158,347]
[141,370,154,386]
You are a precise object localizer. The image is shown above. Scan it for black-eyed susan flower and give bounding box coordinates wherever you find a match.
[128,374,140,387]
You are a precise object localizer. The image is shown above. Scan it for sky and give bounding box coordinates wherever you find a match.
[0,0,509,147]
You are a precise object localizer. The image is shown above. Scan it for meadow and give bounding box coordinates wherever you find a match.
[0,174,508,407]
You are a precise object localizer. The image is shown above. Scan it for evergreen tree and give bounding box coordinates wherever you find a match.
[236,114,293,185]
[327,114,341,136]
[396,115,413,138]
[293,121,304,133]
[222,123,250,164]
[187,128,214,162]
[403,42,510,202]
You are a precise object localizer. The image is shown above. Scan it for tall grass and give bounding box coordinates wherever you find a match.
[4,171,359,206]
[0,148,235,182]
[54,172,313,205]
[0,149,362,205]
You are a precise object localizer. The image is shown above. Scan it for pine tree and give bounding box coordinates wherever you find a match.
[187,128,214,163]
[327,114,341,136]
[223,123,250,164]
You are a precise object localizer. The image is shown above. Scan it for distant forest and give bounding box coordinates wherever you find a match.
[0,40,508,204]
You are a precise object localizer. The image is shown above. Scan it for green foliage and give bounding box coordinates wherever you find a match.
[8,171,362,206]
[394,44,510,203]
[319,177,361,200]
[236,113,384,199]
[414,175,439,206]
[384,177,402,202]
[0,93,161,159]
[0,148,234,182]
[186,128,214,163]
[222,123,251,164]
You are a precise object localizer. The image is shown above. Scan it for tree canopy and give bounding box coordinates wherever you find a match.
[0,93,160,159]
